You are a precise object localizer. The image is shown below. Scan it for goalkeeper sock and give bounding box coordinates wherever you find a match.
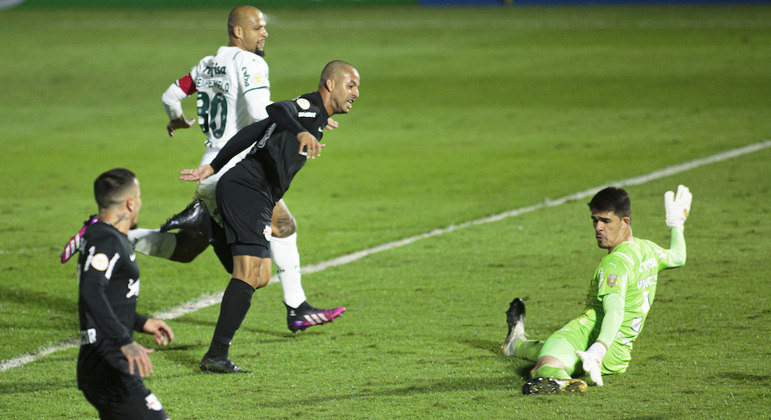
[533,365,571,380]
[513,339,544,362]
[128,228,176,259]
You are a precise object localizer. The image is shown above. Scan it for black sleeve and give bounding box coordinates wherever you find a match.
[80,248,134,347]
[210,119,271,173]
[133,314,148,333]
[266,101,306,136]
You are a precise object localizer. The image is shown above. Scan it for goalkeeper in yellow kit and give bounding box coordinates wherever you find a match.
[501,185,692,394]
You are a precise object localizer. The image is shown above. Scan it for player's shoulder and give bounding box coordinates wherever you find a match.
[293,92,324,113]
[84,222,126,248]
[602,244,638,271]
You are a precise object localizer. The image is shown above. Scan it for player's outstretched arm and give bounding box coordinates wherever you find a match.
[142,319,174,346]
[179,165,214,183]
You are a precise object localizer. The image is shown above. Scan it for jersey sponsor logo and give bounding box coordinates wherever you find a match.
[298,111,316,118]
[145,393,163,411]
[90,253,110,271]
[255,123,277,150]
[202,64,227,76]
[242,66,251,88]
[126,278,140,298]
[637,274,657,290]
[638,257,657,272]
[296,98,311,110]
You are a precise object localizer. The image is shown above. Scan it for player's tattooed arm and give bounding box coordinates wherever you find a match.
[120,341,154,378]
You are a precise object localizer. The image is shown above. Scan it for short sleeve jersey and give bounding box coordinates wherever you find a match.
[582,238,680,349]
[190,46,270,150]
[77,222,144,389]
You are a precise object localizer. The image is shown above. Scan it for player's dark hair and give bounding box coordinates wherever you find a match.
[94,168,136,210]
[588,187,631,220]
[319,60,353,89]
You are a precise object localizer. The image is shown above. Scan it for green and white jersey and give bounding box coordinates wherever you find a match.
[581,233,685,350]
[190,46,271,153]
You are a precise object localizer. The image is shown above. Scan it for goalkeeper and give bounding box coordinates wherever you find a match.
[501,185,692,394]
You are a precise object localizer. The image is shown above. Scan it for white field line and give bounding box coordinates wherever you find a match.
[2,139,768,372]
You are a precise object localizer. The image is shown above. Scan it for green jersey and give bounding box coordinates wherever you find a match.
[582,229,686,352]
[538,228,686,375]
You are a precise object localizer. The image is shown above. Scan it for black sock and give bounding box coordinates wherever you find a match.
[207,278,255,358]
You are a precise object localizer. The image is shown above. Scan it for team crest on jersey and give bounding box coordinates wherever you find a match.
[607,274,618,288]
[296,98,311,110]
[263,225,272,242]
[90,253,109,271]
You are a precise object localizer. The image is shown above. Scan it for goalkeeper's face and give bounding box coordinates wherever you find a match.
[591,210,630,252]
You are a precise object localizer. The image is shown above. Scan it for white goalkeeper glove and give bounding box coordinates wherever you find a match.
[664,184,692,229]
[576,342,606,386]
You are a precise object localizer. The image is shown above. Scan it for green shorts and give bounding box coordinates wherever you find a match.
[540,313,632,375]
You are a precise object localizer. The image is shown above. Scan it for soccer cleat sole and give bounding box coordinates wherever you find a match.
[501,297,526,355]
[522,377,587,395]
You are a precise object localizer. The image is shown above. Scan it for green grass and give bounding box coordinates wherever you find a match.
[1,5,770,419]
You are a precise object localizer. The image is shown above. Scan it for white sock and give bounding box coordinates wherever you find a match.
[270,233,306,308]
[127,228,176,259]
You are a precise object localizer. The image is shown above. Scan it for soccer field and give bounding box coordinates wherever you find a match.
[1,4,770,418]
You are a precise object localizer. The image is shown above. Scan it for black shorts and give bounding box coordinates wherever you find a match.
[82,385,168,420]
[216,159,275,259]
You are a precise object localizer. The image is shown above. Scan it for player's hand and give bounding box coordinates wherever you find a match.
[167,116,196,137]
[576,342,606,386]
[664,184,692,229]
[325,117,339,131]
[142,319,174,346]
[297,131,325,159]
[179,165,214,184]
[121,341,153,378]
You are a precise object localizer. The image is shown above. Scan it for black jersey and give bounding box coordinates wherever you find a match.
[209,91,330,199]
[76,221,147,391]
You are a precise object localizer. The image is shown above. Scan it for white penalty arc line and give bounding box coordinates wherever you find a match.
[2,139,768,372]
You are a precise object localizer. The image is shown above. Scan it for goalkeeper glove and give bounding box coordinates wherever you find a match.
[664,184,692,229]
[576,342,606,386]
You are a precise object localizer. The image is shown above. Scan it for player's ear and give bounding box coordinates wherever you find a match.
[324,78,335,93]
[232,24,244,39]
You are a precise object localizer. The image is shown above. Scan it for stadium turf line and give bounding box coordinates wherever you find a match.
[1,138,768,373]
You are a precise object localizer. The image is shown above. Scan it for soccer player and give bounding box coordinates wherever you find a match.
[179,60,360,373]
[501,185,692,394]
[74,168,174,419]
[126,5,345,333]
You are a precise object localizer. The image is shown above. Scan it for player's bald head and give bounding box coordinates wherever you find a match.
[319,60,356,89]
[228,5,263,36]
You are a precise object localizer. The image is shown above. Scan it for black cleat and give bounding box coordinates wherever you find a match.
[160,199,211,237]
[501,297,526,355]
[199,355,249,374]
[286,302,346,333]
[522,377,587,395]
